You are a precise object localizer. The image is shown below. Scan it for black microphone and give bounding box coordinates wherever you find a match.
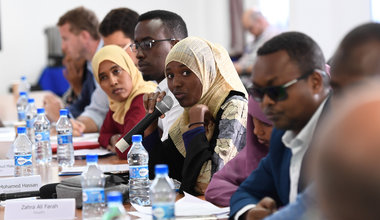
[0,183,60,201]
[0,191,40,201]
[115,95,174,153]
[39,183,59,199]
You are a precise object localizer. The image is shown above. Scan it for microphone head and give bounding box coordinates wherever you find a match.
[156,95,174,114]
[40,183,59,199]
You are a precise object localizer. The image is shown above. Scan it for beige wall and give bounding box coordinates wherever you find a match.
[0,0,229,94]
[0,0,372,94]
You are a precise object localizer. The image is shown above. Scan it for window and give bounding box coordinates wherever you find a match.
[371,0,380,22]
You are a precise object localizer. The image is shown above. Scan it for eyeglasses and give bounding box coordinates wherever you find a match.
[130,38,176,52]
[248,69,324,102]
[122,43,131,51]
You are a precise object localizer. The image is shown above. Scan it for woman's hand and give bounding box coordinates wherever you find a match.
[108,134,121,152]
[43,93,64,122]
[143,91,166,116]
[143,91,166,137]
[188,104,214,133]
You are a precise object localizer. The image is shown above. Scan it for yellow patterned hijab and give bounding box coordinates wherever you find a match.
[166,36,247,157]
[92,45,157,124]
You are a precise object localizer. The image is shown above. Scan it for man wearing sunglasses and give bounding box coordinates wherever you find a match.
[230,32,331,220]
[260,22,380,220]
[133,10,187,142]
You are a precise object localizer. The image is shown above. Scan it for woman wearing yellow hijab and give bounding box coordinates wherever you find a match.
[92,45,157,159]
[144,36,248,195]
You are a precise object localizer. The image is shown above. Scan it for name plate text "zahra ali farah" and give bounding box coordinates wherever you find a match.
[4,198,75,220]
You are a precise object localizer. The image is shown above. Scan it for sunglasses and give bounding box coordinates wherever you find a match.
[248,69,323,102]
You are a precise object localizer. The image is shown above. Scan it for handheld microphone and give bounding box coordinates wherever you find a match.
[0,191,40,201]
[0,183,60,201]
[39,183,59,199]
[115,95,174,153]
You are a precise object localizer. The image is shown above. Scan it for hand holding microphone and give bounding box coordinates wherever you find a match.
[115,93,173,154]
[143,91,167,116]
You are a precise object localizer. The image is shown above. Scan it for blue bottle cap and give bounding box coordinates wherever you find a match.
[155,164,168,175]
[37,108,45,114]
[132,135,142,143]
[19,91,27,96]
[21,76,26,80]
[59,109,68,116]
[107,191,123,203]
[17,127,26,134]
[27,98,35,103]
[86,154,98,163]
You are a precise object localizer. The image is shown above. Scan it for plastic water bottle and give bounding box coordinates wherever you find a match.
[34,108,52,163]
[128,135,150,206]
[19,75,31,95]
[56,109,74,167]
[102,191,129,220]
[16,92,28,122]
[82,154,106,219]
[25,98,37,146]
[150,164,175,220]
[14,127,33,176]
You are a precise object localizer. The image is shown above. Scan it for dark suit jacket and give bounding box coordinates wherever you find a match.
[67,67,96,118]
[229,128,291,218]
[229,97,331,219]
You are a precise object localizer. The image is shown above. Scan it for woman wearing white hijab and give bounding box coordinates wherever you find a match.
[144,36,248,195]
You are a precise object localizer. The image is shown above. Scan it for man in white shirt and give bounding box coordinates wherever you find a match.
[264,22,380,220]
[229,32,330,220]
[133,10,187,141]
[44,7,101,125]
[69,8,140,135]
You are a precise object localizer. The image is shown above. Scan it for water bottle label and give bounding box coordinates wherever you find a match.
[129,165,149,179]
[152,203,175,220]
[18,111,26,121]
[35,131,50,142]
[82,188,105,204]
[26,119,35,128]
[58,134,72,145]
[14,154,32,166]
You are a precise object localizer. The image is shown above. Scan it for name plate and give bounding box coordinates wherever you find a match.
[4,198,75,220]
[0,160,14,177]
[0,175,41,193]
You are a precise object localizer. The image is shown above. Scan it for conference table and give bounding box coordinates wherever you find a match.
[0,91,137,219]
[0,146,190,219]
[0,152,132,219]
[0,91,220,220]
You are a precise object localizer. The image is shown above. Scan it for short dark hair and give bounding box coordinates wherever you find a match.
[138,10,188,39]
[331,22,380,76]
[99,8,139,39]
[57,6,100,40]
[257,32,325,74]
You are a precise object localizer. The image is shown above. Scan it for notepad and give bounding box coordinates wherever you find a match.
[51,133,100,153]
[129,192,230,219]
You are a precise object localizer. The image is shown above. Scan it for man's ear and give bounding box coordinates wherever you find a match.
[79,30,91,42]
[171,39,180,48]
[309,71,324,94]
